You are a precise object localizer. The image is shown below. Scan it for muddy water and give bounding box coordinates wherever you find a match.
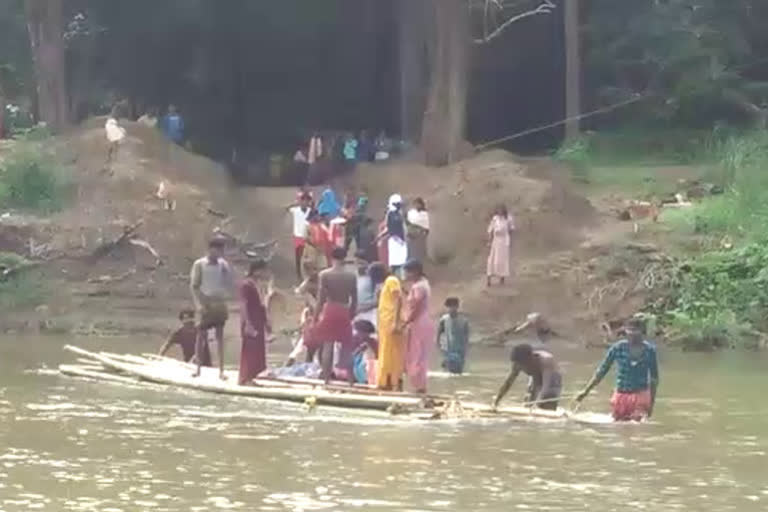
[1,336,767,511]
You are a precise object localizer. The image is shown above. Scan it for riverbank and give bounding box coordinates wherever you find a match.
[0,122,763,350]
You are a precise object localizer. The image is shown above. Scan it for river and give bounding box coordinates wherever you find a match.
[1,335,766,511]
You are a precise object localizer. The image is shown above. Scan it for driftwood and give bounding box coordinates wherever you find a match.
[87,268,136,284]
[207,207,228,218]
[90,220,144,260]
[128,238,161,265]
[478,312,556,345]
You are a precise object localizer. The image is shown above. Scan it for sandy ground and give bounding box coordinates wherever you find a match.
[0,120,682,346]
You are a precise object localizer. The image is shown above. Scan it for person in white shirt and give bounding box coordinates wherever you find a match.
[137,107,158,128]
[104,106,126,174]
[287,191,313,282]
[190,237,235,380]
[406,197,430,263]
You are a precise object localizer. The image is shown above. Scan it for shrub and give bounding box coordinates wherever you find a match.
[656,243,768,350]
[0,142,67,212]
[0,252,47,310]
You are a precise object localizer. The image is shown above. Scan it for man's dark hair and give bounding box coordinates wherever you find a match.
[179,308,195,321]
[403,259,423,275]
[248,259,267,275]
[445,297,460,308]
[511,343,534,363]
[368,262,387,285]
[353,319,376,335]
[208,237,226,249]
[331,246,347,261]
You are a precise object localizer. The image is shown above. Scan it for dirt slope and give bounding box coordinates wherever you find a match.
[0,121,653,343]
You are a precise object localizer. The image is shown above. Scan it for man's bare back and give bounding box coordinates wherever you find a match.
[317,266,357,311]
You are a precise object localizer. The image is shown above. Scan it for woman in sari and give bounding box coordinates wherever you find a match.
[376,270,406,391]
[402,260,433,393]
[238,260,272,385]
[487,204,515,287]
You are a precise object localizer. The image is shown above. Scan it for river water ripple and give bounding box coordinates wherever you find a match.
[1,336,766,511]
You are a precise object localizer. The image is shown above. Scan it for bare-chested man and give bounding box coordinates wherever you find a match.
[492,343,563,410]
[310,246,357,383]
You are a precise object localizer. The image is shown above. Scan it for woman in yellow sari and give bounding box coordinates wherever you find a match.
[377,273,405,391]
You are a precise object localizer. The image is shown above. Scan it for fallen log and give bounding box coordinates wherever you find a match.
[90,220,144,261]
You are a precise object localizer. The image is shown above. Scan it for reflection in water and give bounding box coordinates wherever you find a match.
[0,335,767,511]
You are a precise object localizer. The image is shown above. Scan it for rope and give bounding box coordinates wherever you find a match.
[473,94,652,151]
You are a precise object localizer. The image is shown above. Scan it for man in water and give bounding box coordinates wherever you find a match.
[190,237,234,380]
[312,247,357,383]
[158,309,212,366]
[576,317,659,421]
[492,343,562,410]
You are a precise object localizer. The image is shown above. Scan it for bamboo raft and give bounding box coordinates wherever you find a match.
[58,346,613,424]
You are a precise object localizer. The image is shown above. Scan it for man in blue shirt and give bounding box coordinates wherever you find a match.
[162,104,185,144]
[576,317,659,421]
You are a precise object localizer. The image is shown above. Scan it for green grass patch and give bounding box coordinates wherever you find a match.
[650,131,768,350]
[0,252,47,310]
[0,137,70,213]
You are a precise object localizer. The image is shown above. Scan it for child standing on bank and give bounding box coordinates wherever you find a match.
[436,297,470,375]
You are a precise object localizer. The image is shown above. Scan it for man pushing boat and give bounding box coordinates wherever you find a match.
[492,343,563,411]
[576,317,659,421]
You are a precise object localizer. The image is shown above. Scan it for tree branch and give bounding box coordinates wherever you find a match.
[473,0,556,44]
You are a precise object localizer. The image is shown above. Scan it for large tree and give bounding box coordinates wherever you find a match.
[418,0,557,166]
[25,0,69,132]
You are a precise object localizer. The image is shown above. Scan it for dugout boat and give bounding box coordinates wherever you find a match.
[58,345,612,424]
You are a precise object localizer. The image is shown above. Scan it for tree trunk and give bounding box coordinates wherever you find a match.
[0,87,5,138]
[25,0,69,132]
[421,0,470,167]
[564,0,581,140]
[398,0,429,143]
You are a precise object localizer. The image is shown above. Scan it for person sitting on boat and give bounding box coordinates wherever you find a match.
[492,344,562,411]
[576,317,659,421]
[351,320,378,385]
[158,309,212,367]
[286,305,312,367]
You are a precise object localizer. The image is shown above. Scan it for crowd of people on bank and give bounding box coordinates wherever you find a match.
[158,185,660,422]
[292,131,401,185]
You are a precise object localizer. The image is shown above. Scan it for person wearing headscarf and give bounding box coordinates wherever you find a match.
[317,188,341,219]
[379,194,408,275]
[376,268,405,391]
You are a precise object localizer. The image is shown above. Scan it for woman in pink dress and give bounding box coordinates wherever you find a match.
[402,260,434,394]
[238,260,272,385]
[486,204,515,287]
